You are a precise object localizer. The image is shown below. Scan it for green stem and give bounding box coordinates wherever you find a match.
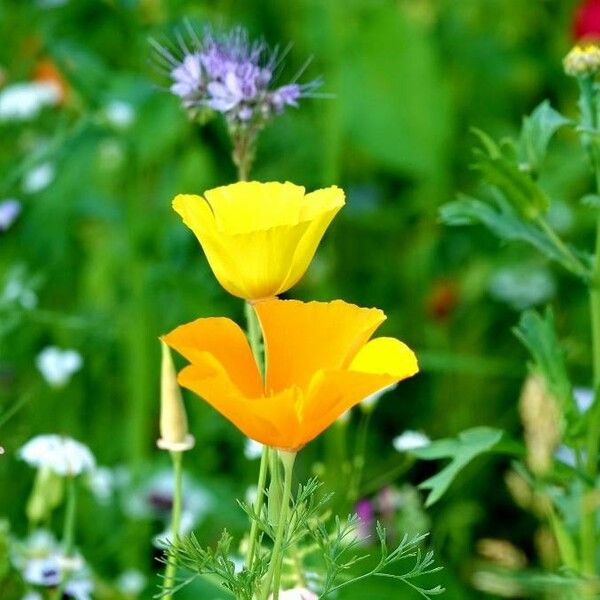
[536,216,590,280]
[246,446,270,570]
[348,410,372,504]
[51,476,77,600]
[260,451,296,600]
[162,451,184,600]
[245,302,264,376]
[581,73,600,576]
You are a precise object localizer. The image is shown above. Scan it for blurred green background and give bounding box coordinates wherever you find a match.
[0,0,594,597]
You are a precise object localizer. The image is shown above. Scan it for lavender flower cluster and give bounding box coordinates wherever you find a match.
[153,26,319,126]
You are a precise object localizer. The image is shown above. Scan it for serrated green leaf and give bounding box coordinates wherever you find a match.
[518,101,571,176]
[439,193,591,278]
[413,427,505,507]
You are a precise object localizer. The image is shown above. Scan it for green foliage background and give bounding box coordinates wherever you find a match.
[0,0,593,597]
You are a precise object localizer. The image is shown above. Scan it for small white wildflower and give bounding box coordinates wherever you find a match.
[361,383,397,412]
[392,430,430,453]
[104,100,135,129]
[18,435,95,476]
[244,438,263,460]
[574,387,593,413]
[23,555,61,586]
[65,576,93,600]
[0,199,21,231]
[22,592,43,600]
[0,82,59,122]
[245,485,258,506]
[116,569,146,595]
[36,346,82,387]
[86,466,114,503]
[22,162,55,194]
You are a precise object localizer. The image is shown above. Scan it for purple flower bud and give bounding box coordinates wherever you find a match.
[170,53,203,105]
[0,199,21,231]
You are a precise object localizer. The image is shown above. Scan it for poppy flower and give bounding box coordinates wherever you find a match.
[162,299,418,450]
[172,181,344,300]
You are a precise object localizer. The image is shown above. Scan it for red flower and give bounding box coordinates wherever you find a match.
[574,0,600,41]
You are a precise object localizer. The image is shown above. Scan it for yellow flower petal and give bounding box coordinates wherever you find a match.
[172,182,345,300]
[255,299,385,392]
[350,337,419,379]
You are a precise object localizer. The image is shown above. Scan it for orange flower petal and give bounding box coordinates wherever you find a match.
[255,299,386,393]
[162,317,262,397]
[298,370,400,446]
[179,360,301,448]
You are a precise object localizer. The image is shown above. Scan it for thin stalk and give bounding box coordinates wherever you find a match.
[580,73,600,576]
[260,451,296,600]
[51,476,77,600]
[244,300,270,572]
[246,446,270,570]
[347,410,372,504]
[162,451,184,600]
[536,216,590,280]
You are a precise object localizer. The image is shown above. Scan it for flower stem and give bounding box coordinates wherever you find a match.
[579,73,600,576]
[162,451,183,600]
[51,476,77,600]
[246,446,270,570]
[260,451,296,600]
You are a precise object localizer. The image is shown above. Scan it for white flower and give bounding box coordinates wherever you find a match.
[65,576,93,600]
[123,468,212,544]
[116,569,146,595]
[86,466,114,503]
[22,163,55,194]
[361,383,396,411]
[36,346,82,387]
[269,588,318,600]
[104,100,135,129]
[244,438,263,460]
[23,555,61,586]
[574,387,593,413]
[245,485,258,506]
[2,266,38,309]
[0,199,21,231]
[0,82,59,121]
[22,592,43,600]
[18,435,95,476]
[392,430,430,453]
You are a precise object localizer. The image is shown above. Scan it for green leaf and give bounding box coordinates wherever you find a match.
[471,128,549,219]
[581,193,600,208]
[518,101,571,176]
[513,309,582,441]
[440,193,591,277]
[413,427,505,507]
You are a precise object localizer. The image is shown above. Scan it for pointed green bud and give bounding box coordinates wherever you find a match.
[26,466,64,524]
[157,340,195,452]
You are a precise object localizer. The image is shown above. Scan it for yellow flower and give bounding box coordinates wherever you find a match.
[162,299,418,451]
[173,181,345,300]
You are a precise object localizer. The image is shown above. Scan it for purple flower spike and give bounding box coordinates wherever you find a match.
[0,199,21,232]
[153,25,321,127]
[170,53,203,106]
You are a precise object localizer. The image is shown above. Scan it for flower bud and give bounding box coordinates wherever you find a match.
[519,375,559,475]
[563,44,600,77]
[26,466,63,524]
[157,340,195,452]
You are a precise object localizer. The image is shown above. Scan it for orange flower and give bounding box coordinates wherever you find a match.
[162,299,418,450]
